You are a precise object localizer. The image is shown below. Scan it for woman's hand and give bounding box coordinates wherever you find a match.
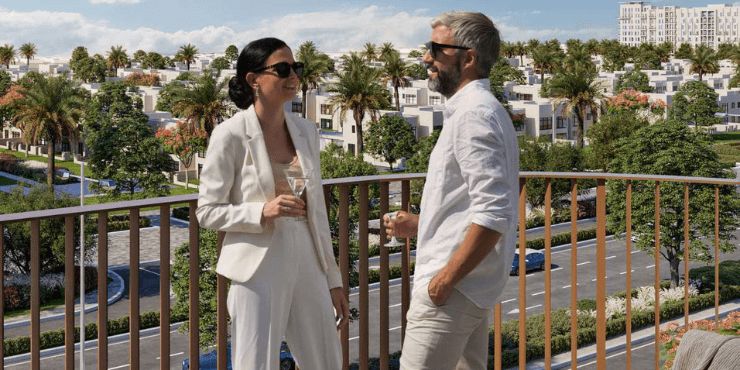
[383,210,419,239]
[330,287,349,331]
[261,194,306,225]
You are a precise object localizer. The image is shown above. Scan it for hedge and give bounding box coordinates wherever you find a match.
[88,213,152,232]
[172,206,190,221]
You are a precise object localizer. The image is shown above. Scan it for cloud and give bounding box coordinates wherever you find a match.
[89,0,140,4]
[531,11,541,14]
[0,6,616,58]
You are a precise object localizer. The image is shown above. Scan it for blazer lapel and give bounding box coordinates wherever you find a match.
[244,107,275,200]
[285,113,313,176]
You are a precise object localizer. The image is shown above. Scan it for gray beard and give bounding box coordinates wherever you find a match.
[427,60,462,98]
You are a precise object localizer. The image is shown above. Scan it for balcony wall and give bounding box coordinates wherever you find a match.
[0,172,737,370]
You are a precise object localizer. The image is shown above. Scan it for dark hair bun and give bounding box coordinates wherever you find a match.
[228,76,252,110]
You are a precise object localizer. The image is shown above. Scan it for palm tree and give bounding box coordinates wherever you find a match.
[177,44,199,71]
[171,69,229,138]
[14,74,84,186]
[341,51,366,73]
[106,45,129,72]
[531,46,560,82]
[381,56,412,111]
[548,58,603,149]
[327,64,390,155]
[585,39,601,56]
[19,43,37,66]
[526,39,541,56]
[690,44,719,82]
[513,41,526,66]
[361,42,378,63]
[0,44,16,69]
[379,42,398,62]
[296,41,331,119]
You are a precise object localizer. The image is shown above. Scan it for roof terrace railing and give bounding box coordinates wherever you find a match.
[0,172,738,370]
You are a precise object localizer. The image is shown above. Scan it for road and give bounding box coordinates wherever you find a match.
[6,224,740,369]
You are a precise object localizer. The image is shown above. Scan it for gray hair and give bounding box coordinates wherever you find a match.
[430,11,500,78]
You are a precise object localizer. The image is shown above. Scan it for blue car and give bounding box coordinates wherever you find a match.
[510,248,546,276]
[182,341,295,370]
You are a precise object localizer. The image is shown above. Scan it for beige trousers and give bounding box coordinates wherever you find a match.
[227,217,342,370]
[400,285,490,370]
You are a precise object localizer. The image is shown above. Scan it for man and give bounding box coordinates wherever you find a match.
[383,11,519,370]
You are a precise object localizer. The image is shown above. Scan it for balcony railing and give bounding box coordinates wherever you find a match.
[0,172,738,370]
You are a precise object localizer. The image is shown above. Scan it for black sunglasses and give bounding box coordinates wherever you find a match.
[424,41,470,59]
[252,61,304,78]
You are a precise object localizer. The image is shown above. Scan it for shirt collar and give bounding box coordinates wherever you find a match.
[443,79,491,119]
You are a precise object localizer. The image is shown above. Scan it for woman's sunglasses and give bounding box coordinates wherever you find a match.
[424,41,470,59]
[252,61,305,78]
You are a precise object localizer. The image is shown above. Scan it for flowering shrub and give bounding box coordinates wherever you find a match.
[660,311,740,369]
[603,89,666,118]
[124,72,161,87]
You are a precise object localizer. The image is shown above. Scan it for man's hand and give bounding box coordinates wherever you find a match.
[428,271,454,306]
[330,287,349,330]
[382,211,419,239]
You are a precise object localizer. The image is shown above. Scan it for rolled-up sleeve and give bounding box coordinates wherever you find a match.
[195,125,266,234]
[452,109,516,234]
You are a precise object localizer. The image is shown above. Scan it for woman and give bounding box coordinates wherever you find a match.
[196,37,347,370]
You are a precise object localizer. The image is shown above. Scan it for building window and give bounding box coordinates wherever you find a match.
[347,143,355,155]
[320,119,332,129]
[586,113,592,121]
[13,131,21,139]
[732,102,736,109]
[429,96,441,105]
[292,102,302,113]
[405,94,417,104]
[351,125,356,133]
[521,94,533,101]
[320,104,332,115]
[556,117,567,129]
[171,160,180,172]
[539,117,552,130]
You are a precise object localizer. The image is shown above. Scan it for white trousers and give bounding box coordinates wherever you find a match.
[400,284,490,370]
[227,217,342,370]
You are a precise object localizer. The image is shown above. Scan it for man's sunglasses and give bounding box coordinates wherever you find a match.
[252,61,304,78]
[424,41,470,59]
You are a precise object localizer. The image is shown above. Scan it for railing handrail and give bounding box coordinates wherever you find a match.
[1,171,737,223]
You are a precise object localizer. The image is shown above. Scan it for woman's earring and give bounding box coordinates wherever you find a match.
[253,85,260,99]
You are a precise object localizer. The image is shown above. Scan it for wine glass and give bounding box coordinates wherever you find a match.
[384,211,405,248]
[286,174,308,198]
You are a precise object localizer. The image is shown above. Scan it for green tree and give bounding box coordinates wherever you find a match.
[675,43,693,59]
[606,119,740,287]
[512,41,526,66]
[296,41,331,118]
[406,129,440,174]
[364,115,416,170]
[69,46,90,77]
[602,45,626,73]
[0,186,95,276]
[531,45,560,81]
[170,69,229,138]
[585,39,601,56]
[0,44,16,68]
[361,42,378,63]
[379,42,398,62]
[14,74,84,186]
[407,50,423,58]
[106,45,128,72]
[548,52,603,149]
[74,55,107,83]
[155,81,187,112]
[171,228,226,349]
[585,109,649,171]
[19,43,37,66]
[668,81,722,129]
[85,82,173,197]
[327,62,390,155]
[406,63,428,80]
[156,121,208,188]
[142,52,167,69]
[225,44,239,61]
[615,69,653,93]
[633,48,661,70]
[717,42,735,60]
[210,56,231,71]
[489,59,525,103]
[689,44,719,82]
[518,135,584,208]
[381,55,412,111]
[132,49,147,64]
[176,43,199,71]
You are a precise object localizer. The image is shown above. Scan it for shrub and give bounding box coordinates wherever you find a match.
[172,206,190,221]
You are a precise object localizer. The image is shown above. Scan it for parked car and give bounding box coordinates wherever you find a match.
[510,248,546,276]
[98,179,116,191]
[181,341,295,370]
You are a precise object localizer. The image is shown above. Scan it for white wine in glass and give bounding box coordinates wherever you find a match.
[286,175,308,198]
[384,211,405,247]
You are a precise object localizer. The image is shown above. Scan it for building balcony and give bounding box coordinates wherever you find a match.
[0,172,738,370]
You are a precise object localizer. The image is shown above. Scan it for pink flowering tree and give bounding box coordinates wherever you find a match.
[156,121,207,188]
[603,89,666,122]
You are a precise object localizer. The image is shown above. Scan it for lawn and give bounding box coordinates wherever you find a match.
[82,185,199,214]
[712,131,740,143]
[0,176,18,186]
[0,148,82,175]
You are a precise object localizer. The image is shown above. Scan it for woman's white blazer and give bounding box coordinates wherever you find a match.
[195,106,342,289]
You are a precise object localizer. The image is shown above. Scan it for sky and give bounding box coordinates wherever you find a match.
[0,0,737,58]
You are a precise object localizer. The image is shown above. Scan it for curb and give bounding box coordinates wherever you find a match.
[3,268,126,330]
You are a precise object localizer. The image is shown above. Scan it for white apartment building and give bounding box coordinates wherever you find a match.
[619,2,740,49]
